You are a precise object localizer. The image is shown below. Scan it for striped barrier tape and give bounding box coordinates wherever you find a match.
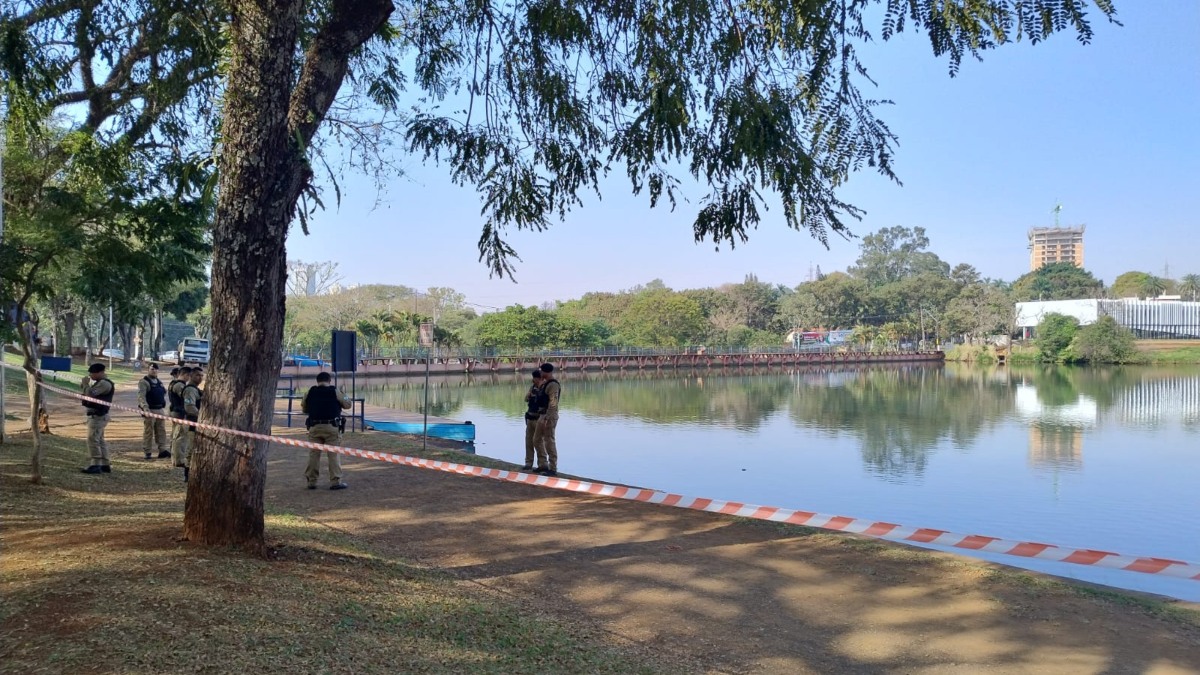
[24,374,1200,582]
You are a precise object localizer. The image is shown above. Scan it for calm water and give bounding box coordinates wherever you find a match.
[355,364,1200,601]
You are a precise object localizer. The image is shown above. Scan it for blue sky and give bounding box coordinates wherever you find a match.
[286,2,1199,309]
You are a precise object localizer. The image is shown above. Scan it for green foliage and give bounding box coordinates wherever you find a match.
[1179,274,1200,302]
[1071,316,1137,364]
[1110,271,1154,299]
[616,290,707,348]
[724,274,783,331]
[849,226,949,287]
[0,120,209,350]
[402,2,1118,277]
[943,283,1013,339]
[803,273,868,328]
[1035,313,1079,362]
[1138,275,1167,299]
[1012,262,1104,301]
[470,305,607,350]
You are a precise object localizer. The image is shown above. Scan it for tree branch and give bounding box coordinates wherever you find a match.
[13,0,78,28]
[288,0,395,148]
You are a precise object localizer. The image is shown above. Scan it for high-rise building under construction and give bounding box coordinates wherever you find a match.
[1028,225,1085,271]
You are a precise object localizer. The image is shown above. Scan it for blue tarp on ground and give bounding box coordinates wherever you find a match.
[364,420,476,442]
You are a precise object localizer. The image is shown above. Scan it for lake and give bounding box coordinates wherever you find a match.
[354,364,1200,601]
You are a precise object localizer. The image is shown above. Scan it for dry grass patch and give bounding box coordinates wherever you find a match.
[0,432,672,674]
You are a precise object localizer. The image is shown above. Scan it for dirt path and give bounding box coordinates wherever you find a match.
[18,382,1200,674]
[264,449,1200,674]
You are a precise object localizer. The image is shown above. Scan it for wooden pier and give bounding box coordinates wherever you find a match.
[279,349,945,379]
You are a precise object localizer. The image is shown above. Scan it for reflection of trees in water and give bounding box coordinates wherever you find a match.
[357,380,467,418]
[357,365,1200,478]
[788,366,1016,478]
[456,369,795,429]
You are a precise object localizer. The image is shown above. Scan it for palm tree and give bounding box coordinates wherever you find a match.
[1180,274,1200,302]
[1139,275,1167,299]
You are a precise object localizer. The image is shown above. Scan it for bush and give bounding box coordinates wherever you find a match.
[1035,313,1079,362]
[1071,316,1137,364]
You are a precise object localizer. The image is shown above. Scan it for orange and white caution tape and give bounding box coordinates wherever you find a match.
[32,376,1200,582]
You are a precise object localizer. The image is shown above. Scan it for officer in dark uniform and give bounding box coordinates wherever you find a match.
[138,363,171,460]
[300,371,352,490]
[173,368,203,480]
[532,363,562,476]
[167,366,191,454]
[81,363,115,474]
[521,369,543,471]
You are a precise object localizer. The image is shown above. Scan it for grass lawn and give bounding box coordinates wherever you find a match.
[0,431,668,674]
[3,350,145,386]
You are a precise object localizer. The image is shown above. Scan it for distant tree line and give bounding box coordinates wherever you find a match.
[277,227,1197,354]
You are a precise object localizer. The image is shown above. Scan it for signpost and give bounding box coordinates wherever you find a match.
[419,322,434,451]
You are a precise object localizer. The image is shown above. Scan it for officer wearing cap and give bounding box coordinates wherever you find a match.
[81,363,115,474]
[301,371,352,490]
[172,368,204,481]
[137,363,171,460]
[532,362,562,476]
[521,368,543,472]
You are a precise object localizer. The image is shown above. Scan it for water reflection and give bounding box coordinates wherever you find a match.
[355,365,1200,479]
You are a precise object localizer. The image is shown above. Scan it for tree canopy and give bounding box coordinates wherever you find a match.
[1011,262,1104,301]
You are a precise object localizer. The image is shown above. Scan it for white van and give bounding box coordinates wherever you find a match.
[179,337,211,365]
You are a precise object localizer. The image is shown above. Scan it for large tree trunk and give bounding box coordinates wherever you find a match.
[81,309,95,358]
[182,0,393,554]
[181,0,303,555]
[62,311,76,357]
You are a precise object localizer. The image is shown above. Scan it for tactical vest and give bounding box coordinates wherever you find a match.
[143,376,167,409]
[182,385,203,422]
[525,383,542,420]
[535,378,560,415]
[305,385,344,425]
[82,378,115,416]
[168,380,186,415]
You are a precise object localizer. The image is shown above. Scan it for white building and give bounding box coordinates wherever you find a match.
[1015,298,1200,339]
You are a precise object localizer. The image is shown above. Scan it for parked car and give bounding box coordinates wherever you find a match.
[159,350,180,363]
[100,348,124,359]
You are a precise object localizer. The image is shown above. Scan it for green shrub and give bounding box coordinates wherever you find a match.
[1071,316,1137,364]
[1035,313,1079,362]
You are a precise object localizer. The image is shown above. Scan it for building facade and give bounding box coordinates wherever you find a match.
[1028,225,1085,271]
[1015,298,1200,339]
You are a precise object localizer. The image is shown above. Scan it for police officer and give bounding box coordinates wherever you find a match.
[172,368,203,481]
[521,369,543,472]
[80,363,115,474]
[300,371,351,490]
[532,362,561,476]
[167,366,191,453]
[138,363,171,460]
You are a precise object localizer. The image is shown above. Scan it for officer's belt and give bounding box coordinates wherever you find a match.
[308,419,341,425]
